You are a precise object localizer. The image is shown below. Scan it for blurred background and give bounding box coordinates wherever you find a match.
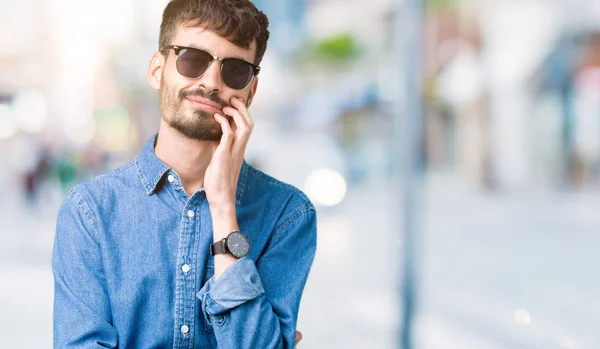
[1,0,599,348]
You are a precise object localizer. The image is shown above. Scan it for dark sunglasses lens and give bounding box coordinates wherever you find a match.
[177,48,212,78]
[222,59,254,89]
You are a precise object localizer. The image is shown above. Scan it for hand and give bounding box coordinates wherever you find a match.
[204,96,254,218]
[295,330,303,348]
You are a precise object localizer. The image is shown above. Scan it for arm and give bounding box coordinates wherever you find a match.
[197,205,317,348]
[200,97,316,348]
[52,190,118,348]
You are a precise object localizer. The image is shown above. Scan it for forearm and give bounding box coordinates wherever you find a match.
[210,205,239,279]
[206,293,288,349]
[202,202,317,349]
[197,259,295,349]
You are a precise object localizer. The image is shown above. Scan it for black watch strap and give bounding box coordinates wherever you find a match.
[210,238,228,256]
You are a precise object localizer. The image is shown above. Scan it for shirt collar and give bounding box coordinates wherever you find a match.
[135,133,248,203]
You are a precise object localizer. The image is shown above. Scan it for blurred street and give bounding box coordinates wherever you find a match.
[3,0,600,347]
[1,172,598,348]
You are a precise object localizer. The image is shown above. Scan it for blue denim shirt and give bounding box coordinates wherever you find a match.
[52,134,317,348]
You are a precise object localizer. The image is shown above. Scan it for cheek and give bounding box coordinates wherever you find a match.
[228,92,250,106]
[162,67,190,96]
[160,82,174,102]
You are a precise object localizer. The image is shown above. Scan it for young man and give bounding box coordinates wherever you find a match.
[52,0,317,348]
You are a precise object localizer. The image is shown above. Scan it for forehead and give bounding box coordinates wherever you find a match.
[172,25,257,63]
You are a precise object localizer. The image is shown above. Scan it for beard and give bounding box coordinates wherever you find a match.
[159,81,230,141]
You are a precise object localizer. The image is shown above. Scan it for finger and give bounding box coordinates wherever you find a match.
[227,114,238,133]
[214,113,234,151]
[295,331,303,345]
[222,106,252,153]
[222,106,247,135]
[230,96,254,129]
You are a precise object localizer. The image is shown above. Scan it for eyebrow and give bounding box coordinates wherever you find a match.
[182,44,249,62]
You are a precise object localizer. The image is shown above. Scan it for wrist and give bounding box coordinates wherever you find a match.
[209,201,236,219]
[211,210,238,240]
[214,253,237,280]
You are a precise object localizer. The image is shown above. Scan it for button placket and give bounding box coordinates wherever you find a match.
[181,324,189,334]
[173,199,201,344]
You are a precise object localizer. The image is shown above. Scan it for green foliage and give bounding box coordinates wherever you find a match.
[313,33,361,61]
[425,0,471,10]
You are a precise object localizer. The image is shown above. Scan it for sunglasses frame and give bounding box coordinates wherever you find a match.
[160,44,260,90]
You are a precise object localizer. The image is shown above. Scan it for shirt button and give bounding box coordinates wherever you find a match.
[167,175,175,183]
[187,210,195,218]
[181,325,189,334]
[181,264,190,273]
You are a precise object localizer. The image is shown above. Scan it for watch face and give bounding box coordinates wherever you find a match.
[227,232,250,258]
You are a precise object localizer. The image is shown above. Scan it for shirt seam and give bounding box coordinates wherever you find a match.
[66,161,136,195]
[272,205,315,241]
[236,160,249,203]
[66,189,101,243]
[88,161,136,182]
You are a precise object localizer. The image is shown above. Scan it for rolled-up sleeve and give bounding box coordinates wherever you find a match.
[197,205,317,349]
[198,258,265,316]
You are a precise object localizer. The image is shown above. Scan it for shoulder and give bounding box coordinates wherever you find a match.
[65,160,139,208]
[243,164,317,238]
[244,164,315,213]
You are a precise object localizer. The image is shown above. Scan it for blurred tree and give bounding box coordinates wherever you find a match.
[313,33,361,61]
[425,0,473,10]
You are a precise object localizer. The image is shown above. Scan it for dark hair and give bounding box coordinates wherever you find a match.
[159,0,270,66]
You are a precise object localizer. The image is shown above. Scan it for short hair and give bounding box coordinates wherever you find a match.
[159,0,270,66]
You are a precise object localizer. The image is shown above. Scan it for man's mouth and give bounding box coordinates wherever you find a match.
[184,97,223,112]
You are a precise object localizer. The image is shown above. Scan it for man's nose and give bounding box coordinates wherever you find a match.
[195,59,222,93]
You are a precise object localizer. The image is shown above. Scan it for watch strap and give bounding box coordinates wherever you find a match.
[210,238,228,256]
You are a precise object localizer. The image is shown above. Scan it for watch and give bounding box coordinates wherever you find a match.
[210,231,250,259]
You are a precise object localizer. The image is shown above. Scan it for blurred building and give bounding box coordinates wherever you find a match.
[2,0,600,347]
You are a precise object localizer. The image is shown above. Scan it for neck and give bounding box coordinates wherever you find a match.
[154,119,214,195]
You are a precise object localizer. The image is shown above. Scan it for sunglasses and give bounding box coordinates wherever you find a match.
[161,45,260,90]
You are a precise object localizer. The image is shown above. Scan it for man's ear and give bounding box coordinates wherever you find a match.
[246,76,259,107]
[148,52,165,90]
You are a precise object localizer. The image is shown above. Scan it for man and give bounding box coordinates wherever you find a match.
[52,0,317,348]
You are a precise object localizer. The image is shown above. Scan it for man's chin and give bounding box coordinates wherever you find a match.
[180,128,222,141]
[197,130,223,141]
[166,118,222,141]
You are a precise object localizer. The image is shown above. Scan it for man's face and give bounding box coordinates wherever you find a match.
[154,25,258,141]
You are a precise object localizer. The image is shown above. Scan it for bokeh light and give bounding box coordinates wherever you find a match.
[13,90,48,133]
[304,168,347,207]
[0,104,18,139]
[514,309,532,325]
